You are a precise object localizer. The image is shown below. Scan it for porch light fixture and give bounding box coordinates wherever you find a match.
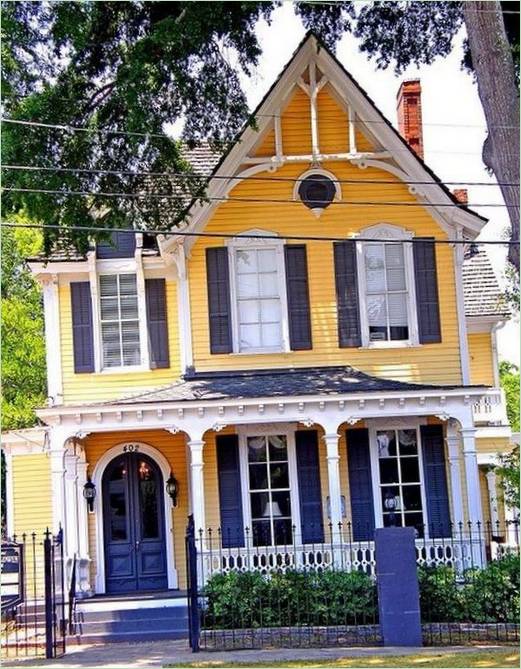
[83,477,96,513]
[166,473,179,507]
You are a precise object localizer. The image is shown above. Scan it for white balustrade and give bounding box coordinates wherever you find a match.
[473,389,509,425]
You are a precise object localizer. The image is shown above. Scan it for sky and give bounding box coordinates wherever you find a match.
[231,2,518,365]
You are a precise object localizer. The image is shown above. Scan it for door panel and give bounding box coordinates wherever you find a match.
[103,453,168,593]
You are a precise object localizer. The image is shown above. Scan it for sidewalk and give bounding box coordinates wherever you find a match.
[2,641,517,668]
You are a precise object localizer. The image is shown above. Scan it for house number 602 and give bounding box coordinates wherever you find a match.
[123,444,140,453]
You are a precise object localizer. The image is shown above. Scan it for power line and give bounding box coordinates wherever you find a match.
[0,220,514,245]
[299,0,521,14]
[2,164,517,188]
[3,186,514,208]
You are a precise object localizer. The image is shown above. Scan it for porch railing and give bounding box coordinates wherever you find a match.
[473,389,509,425]
[194,520,520,586]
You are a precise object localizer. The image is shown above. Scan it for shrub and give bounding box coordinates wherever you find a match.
[203,568,377,629]
[464,553,520,623]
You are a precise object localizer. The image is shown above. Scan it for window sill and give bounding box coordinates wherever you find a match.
[359,341,422,350]
[230,348,290,355]
[98,364,150,375]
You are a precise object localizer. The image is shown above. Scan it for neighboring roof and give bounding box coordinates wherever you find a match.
[100,365,481,406]
[463,249,509,318]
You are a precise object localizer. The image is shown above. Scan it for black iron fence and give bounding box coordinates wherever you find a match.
[1,529,67,659]
[186,518,520,651]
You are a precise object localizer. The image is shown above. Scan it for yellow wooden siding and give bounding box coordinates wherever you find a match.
[11,454,53,595]
[253,128,276,157]
[475,436,512,454]
[188,87,462,384]
[59,280,181,404]
[468,333,495,386]
[83,430,188,590]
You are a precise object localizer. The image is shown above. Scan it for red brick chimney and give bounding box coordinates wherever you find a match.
[452,188,468,204]
[397,79,424,159]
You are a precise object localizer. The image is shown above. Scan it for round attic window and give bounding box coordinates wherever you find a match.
[298,173,336,215]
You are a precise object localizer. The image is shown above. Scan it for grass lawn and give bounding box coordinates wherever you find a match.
[168,649,520,668]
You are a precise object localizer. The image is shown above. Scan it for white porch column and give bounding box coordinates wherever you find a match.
[64,452,80,561]
[49,428,68,541]
[485,469,500,534]
[460,427,484,527]
[323,432,343,534]
[188,439,206,536]
[76,456,92,596]
[446,421,465,529]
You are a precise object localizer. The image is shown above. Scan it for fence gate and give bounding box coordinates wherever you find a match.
[1,529,66,659]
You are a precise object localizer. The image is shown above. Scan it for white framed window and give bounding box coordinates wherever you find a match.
[369,422,428,539]
[99,273,141,368]
[227,231,289,354]
[238,424,300,547]
[356,224,419,347]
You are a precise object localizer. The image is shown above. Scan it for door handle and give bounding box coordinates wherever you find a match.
[135,540,140,551]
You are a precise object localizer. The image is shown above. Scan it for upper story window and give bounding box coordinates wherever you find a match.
[356,224,419,347]
[99,273,141,368]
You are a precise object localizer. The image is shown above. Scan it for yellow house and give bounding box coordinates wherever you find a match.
[2,35,515,628]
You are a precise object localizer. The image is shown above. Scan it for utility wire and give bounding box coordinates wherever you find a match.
[3,186,513,208]
[2,164,517,188]
[299,0,521,14]
[0,221,514,245]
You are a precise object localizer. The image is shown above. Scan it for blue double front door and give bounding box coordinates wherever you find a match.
[102,452,168,593]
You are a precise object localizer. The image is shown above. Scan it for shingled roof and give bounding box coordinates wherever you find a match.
[100,365,479,406]
[463,249,508,318]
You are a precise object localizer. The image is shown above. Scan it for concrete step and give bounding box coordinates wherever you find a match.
[74,605,188,623]
[68,629,188,644]
[72,616,189,635]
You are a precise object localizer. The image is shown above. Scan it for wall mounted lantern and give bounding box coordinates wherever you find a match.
[166,473,179,507]
[83,477,96,513]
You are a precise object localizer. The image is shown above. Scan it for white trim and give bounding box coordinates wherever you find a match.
[226,230,290,354]
[40,275,63,405]
[87,251,102,373]
[367,419,429,537]
[453,227,471,384]
[172,245,194,373]
[355,224,419,348]
[91,442,177,595]
[237,423,300,547]
[5,451,15,537]
[135,243,150,368]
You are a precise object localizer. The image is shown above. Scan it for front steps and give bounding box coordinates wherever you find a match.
[70,594,189,644]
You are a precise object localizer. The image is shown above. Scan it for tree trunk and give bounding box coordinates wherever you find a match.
[463,1,520,272]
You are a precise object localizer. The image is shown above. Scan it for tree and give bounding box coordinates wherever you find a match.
[1,218,47,429]
[2,1,519,265]
[500,360,520,433]
[496,446,520,510]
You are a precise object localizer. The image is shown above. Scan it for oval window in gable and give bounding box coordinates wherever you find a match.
[297,173,337,217]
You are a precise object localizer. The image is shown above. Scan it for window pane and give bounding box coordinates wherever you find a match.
[138,460,159,540]
[260,299,281,323]
[404,513,424,538]
[385,244,404,269]
[120,296,139,319]
[258,272,278,297]
[119,274,137,295]
[398,430,418,455]
[386,268,406,291]
[400,458,420,483]
[249,463,268,490]
[100,275,118,297]
[248,437,267,462]
[270,463,289,489]
[257,249,277,272]
[402,485,422,511]
[388,293,408,326]
[274,519,293,545]
[367,294,387,326]
[101,322,122,367]
[382,487,401,512]
[250,492,269,519]
[261,322,282,347]
[379,458,399,484]
[272,490,291,517]
[236,249,257,274]
[268,436,288,460]
[237,274,258,299]
[100,297,119,321]
[252,520,271,546]
[364,244,385,292]
[238,300,259,324]
[377,431,397,458]
[383,513,403,528]
[239,324,262,350]
[390,326,409,340]
[121,321,141,366]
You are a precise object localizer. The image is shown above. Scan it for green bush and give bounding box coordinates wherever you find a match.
[203,568,377,629]
[419,555,520,624]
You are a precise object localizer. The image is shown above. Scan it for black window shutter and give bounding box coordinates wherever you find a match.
[145,278,169,369]
[333,241,361,347]
[421,425,451,538]
[70,282,95,373]
[346,428,375,541]
[206,247,233,354]
[295,430,324,543]
[284,245,312,350]
[413,238,441,344]
[96,230,136,259]
[216,434,245,548]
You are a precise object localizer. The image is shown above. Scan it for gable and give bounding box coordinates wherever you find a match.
[160,33,486,257]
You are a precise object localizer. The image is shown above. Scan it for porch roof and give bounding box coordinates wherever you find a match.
[101,365,485,406]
